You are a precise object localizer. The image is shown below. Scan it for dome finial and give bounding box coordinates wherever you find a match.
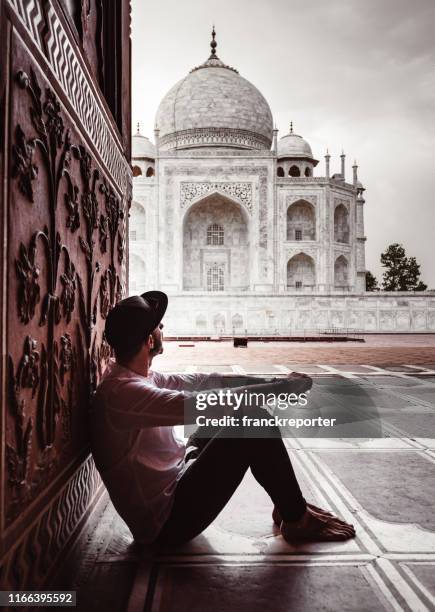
[136,121,140,135]
[210,25,218,58]
[290,121,293,134]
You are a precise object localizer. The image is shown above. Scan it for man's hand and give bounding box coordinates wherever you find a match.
[284,372,313,394]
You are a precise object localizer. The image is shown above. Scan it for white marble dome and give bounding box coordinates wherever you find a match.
[277,127,314,160]
[132,132,156,159]
[155,39,273,151]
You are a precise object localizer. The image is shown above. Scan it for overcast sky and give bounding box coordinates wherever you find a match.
[131,0,435,288]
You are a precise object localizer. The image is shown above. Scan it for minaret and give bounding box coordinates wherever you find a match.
[352,160,358,186]
[356,177,366,292]
[325,149,330,178]
[340,150,346,180]
[154,125,160,153]
[272,125,278,153]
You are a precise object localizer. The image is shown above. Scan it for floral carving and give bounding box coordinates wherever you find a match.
[43,88,64,148]
[100,177,123,260]
[15,238,41,324]
[59,334,73,385]
[115,276,123,304]
[12,125,38,202]
[8,61,128,506]
[64,183,80,232]
[16,336,40,397]
[99,214,108,253]
[99,269,111,319]
[117,230,124,264]
[60,257,77,323]
[6,356,33,488]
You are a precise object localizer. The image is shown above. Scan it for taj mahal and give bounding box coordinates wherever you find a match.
[129,30,434,335]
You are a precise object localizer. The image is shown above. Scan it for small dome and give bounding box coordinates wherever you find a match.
[132,132,156,160]
[277,124,314,160]
[155,29,273,151]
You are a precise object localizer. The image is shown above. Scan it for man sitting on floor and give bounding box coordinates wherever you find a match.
[90,291,355,547]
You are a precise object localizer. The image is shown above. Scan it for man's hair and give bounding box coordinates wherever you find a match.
[114,338,146,363]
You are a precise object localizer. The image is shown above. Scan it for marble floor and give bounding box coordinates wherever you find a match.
[60,362,435,611]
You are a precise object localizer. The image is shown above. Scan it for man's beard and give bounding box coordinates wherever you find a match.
[149,333,163,358]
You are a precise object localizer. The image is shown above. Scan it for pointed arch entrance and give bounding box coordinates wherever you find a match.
[182,193,250,291]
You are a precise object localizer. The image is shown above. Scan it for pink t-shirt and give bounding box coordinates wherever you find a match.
[90,360,220,544]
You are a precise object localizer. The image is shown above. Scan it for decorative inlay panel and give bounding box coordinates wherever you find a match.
[180,181,253,213]
[286,194,318,208]
[159,127,271,151]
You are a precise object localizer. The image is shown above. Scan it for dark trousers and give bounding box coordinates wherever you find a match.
[154,421,307,547]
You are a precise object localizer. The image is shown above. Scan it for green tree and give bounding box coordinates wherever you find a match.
[381,243,427,291]
[365,271,379,291]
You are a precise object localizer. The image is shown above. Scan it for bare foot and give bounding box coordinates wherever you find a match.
[280,507,356,542]
[273,504,353,529]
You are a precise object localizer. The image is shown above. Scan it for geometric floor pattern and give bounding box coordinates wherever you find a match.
[123,364,435,611]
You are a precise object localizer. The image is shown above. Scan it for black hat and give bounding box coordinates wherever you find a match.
[105,291,168,351]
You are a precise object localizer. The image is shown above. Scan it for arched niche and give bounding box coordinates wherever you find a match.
[334,204,349,243]
[334,255,349,288]
[287,253,315,289]
[129,201,146,241]
[213,313,226,333]
[289,165,301,177]
[232,313,243,330]
[287,200,316,241]
[182,193,249,291]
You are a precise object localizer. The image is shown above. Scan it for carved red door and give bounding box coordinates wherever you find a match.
[0,0,131,588]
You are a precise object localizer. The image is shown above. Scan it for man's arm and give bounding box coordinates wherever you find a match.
[99,373,313,430]
[152,371,283,392]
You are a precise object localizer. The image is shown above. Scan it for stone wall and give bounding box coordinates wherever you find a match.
[163,293,435,334]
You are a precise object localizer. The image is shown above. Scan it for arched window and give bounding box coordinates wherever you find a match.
[334,255,349,288]
[129,201,146,241]
[287,200,316,241]
[334,204,350,243]
[132,165,142,177]
[277,166,285,177]
[304,167,312,177]
[146,166,154,177]
[289,165,300,177]
[207,265,225,291]
[287,253,315,290]
[206,223,224,245]
[232,313,243,329]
